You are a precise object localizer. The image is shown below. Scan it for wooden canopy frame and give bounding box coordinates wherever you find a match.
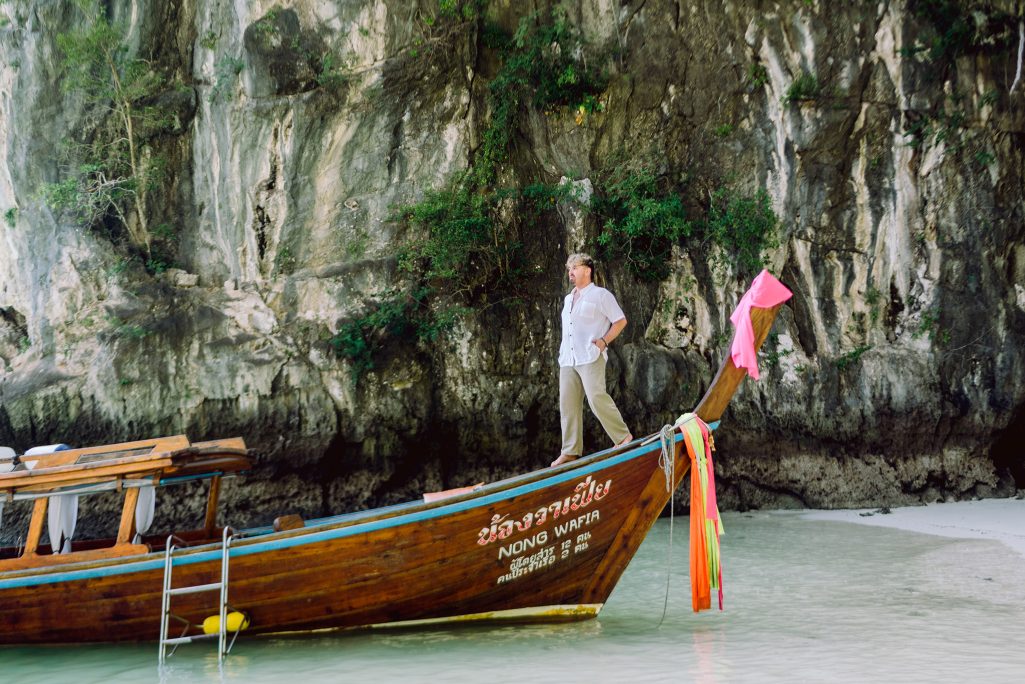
[0,436,249,571]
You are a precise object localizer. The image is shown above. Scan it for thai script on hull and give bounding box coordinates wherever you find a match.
[476,475,612,546]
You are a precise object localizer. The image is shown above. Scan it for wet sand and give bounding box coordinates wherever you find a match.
[803,496,1025,557]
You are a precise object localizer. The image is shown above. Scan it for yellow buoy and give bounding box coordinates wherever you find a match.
[202,611,250,635]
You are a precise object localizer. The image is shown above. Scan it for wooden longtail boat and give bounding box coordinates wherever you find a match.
[0,287,784,647]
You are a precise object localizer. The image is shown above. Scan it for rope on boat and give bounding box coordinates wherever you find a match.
[656,423,677,627]
[658,424,676,493]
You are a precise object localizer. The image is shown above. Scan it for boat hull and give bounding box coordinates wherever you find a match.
[0,436,687,644]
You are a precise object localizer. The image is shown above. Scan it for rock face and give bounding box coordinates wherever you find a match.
[1,0,1023,538]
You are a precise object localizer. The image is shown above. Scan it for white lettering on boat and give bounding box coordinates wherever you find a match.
[476,475,612,546]
[497,530,549,560]
[575,530,591,554]
[496,546,556,584]
[495,522,600,584]
[554,510,600,539]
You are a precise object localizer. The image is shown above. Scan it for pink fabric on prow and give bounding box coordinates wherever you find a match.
[729,270,793,380]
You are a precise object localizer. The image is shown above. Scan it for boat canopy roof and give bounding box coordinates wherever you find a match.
[0,435,250,502]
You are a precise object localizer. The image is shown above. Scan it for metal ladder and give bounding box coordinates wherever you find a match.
[158,526,238,664]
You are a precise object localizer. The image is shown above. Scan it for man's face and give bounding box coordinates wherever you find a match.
[567,262,590,286]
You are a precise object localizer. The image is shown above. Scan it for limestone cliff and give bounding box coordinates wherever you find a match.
[1,0,1023,538]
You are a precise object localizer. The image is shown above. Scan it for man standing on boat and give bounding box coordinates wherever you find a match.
[552,253,633,467]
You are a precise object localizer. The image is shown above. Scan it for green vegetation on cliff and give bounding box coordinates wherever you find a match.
[906,0,1020,65]
[704,187,779,277]
[473,6,608,187]
[334,5,607,380]
[41,1,176,261]
[332,2,780,382]
[592,166,691,282]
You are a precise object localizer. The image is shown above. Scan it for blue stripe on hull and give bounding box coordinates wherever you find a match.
[1,435,677,591]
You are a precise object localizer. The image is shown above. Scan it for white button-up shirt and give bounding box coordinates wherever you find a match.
[558,283,626,367]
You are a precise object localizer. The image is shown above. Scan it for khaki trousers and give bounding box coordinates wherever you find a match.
[559,356,630,457]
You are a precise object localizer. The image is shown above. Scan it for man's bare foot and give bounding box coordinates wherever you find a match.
[616,434,634,447]
[550,454,579,467]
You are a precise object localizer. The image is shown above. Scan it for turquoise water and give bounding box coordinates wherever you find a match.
[2,511,1023,683]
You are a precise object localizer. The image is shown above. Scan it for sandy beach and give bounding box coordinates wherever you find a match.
[803,496,1025,557]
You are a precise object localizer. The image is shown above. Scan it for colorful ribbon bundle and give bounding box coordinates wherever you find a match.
[670,271,790,612]
[678,413,723,612]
